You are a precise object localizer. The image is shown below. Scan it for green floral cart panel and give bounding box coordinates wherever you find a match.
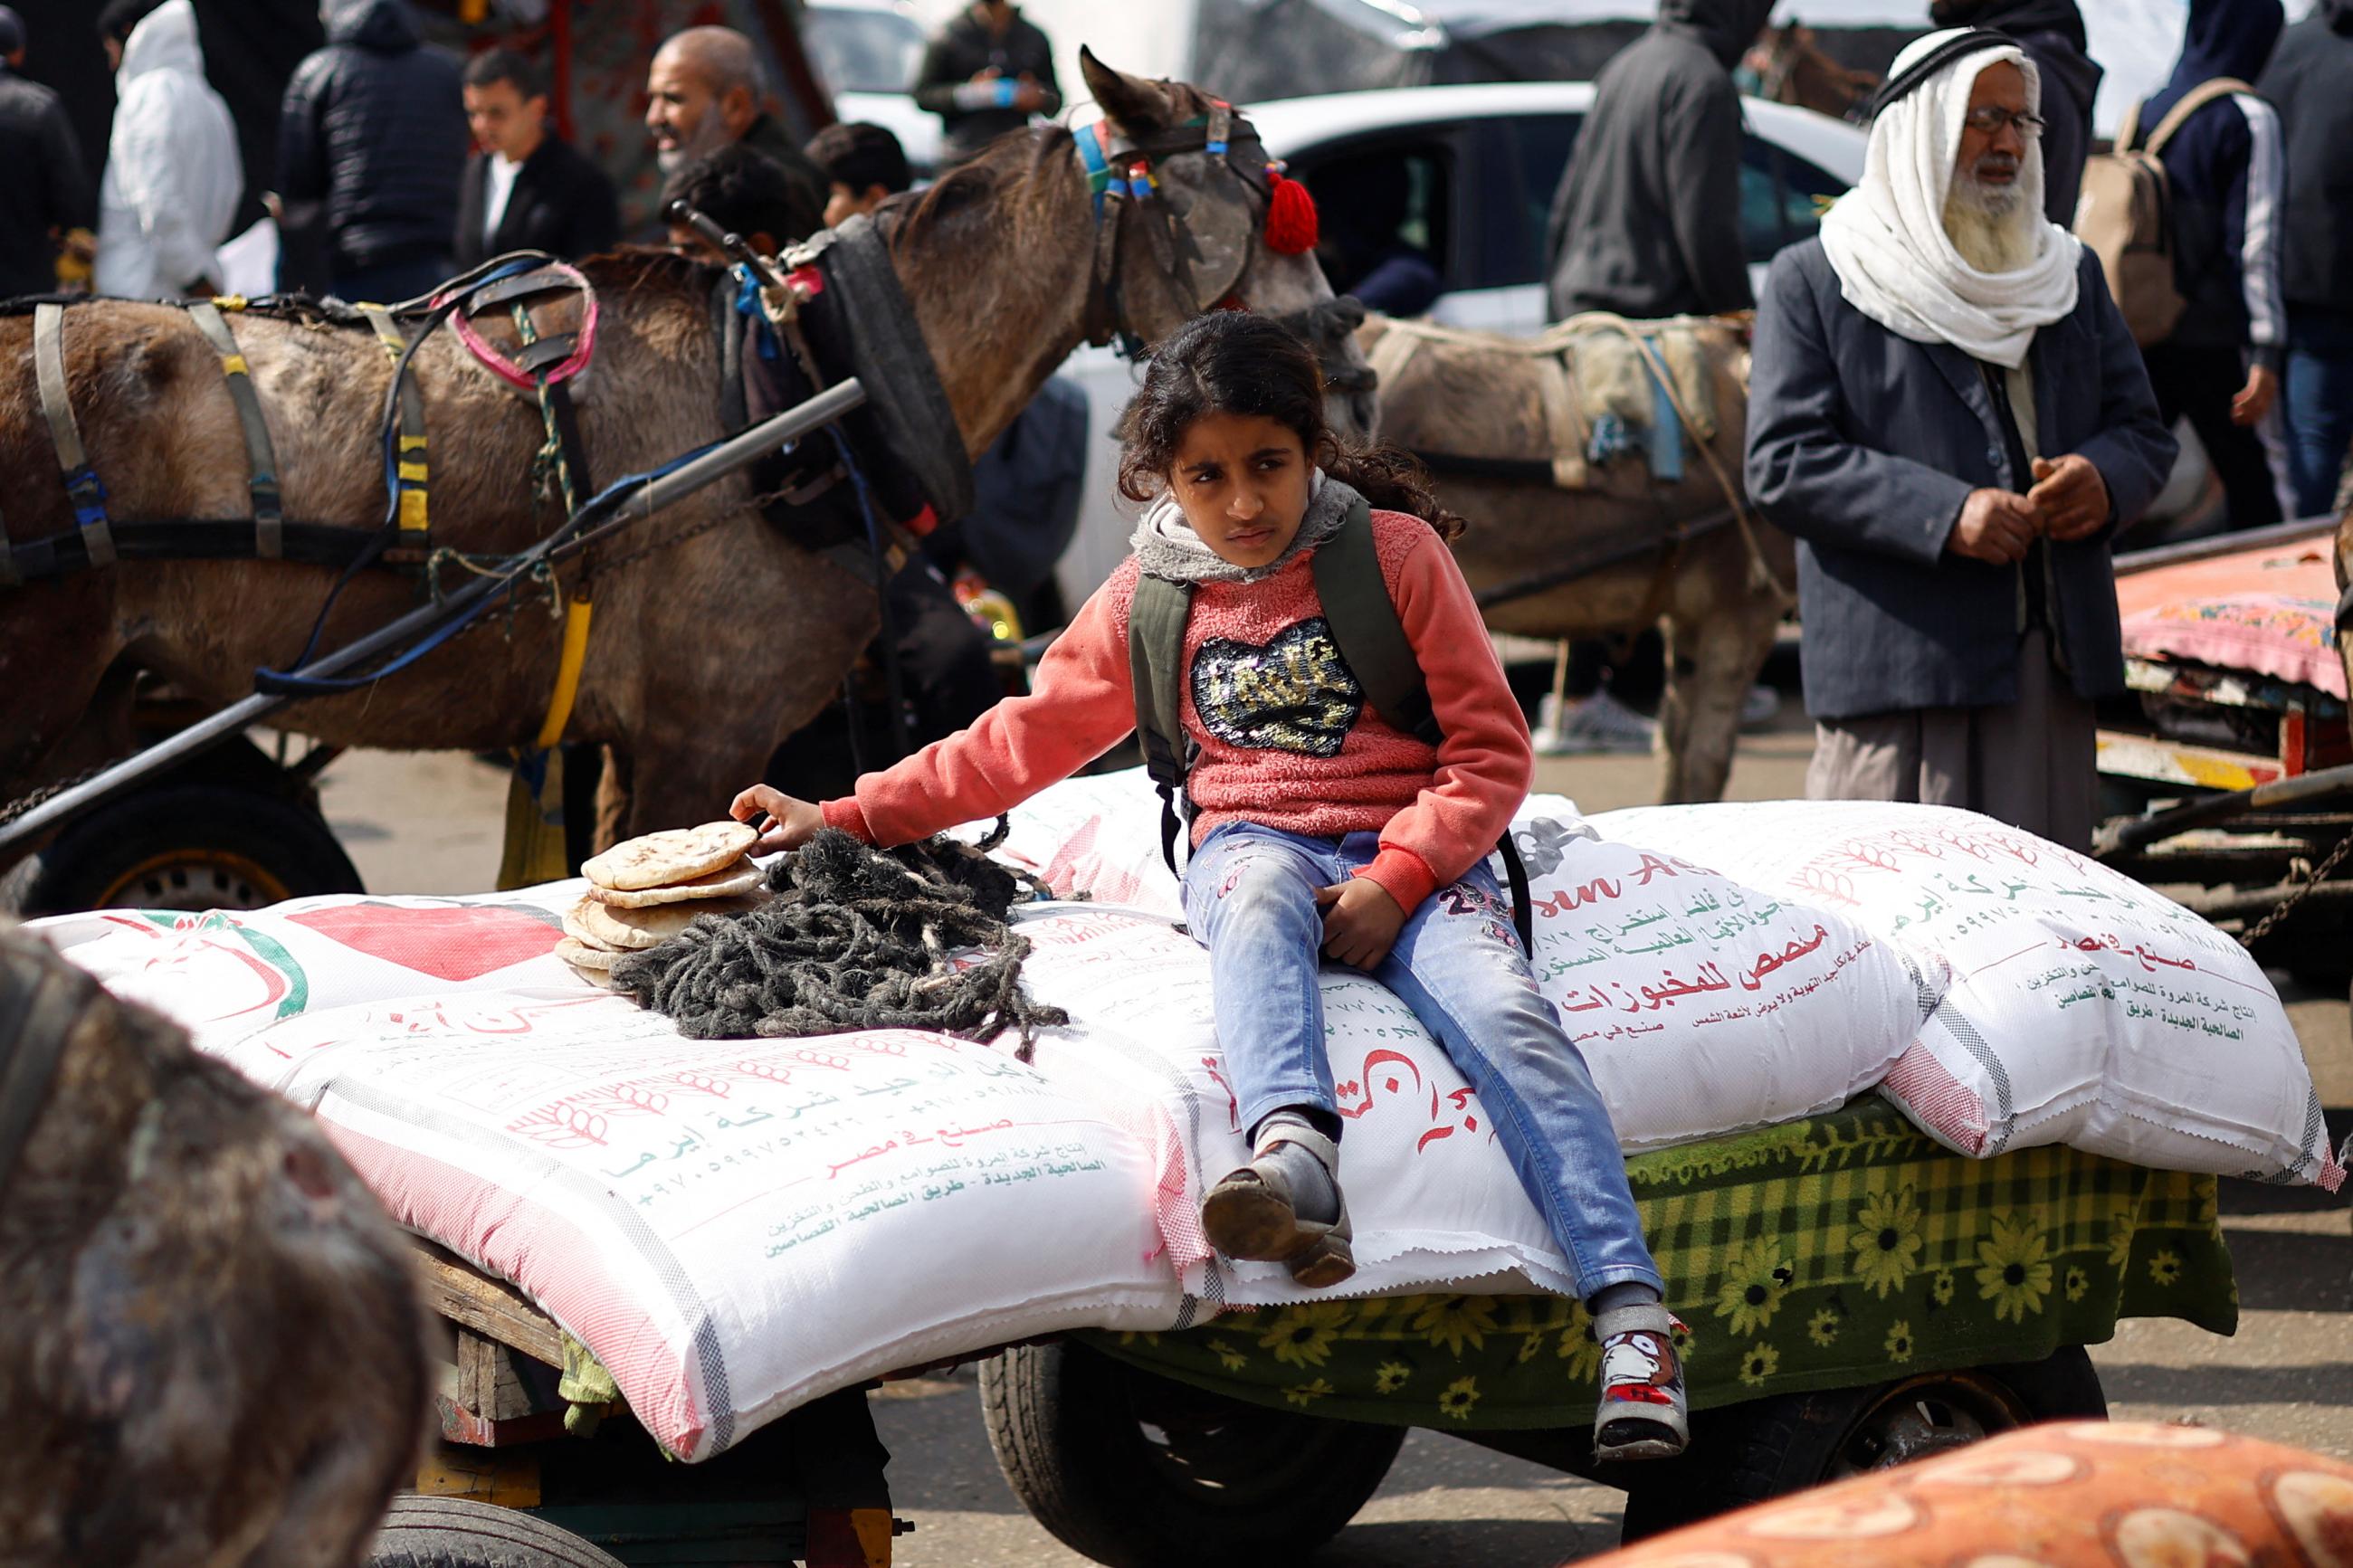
[1081,1096,2237,1430]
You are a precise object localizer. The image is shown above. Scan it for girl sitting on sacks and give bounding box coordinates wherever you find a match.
[730,310,1686,1460]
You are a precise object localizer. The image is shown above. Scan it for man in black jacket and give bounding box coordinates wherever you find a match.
[1544,0,1777,322]
[0,5,93,298]
[1926,0,2100,225]
[277,0,467,301]
[913,2,1060,168]
[454,49,618,270]
[2259,0,2353,518]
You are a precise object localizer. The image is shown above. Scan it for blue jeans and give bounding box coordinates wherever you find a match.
[2283,309,2353,519]
[1182,821,1664,1299]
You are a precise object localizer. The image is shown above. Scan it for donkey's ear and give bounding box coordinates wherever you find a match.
[1079,46,1171,134]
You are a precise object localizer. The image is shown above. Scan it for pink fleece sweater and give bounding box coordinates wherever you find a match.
[822,508,1533,913]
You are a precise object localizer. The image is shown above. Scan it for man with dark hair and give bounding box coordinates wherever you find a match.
[454,47,618,269]
[913,1,1059,167]
[1925,0,2100,225]
[0,4,95,297]
[277,0,468,300]
[662,144,803,257]
[805,120,909,228]
[643,25,825,243]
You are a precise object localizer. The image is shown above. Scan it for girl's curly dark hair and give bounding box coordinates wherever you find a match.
[1114,311,1466,543]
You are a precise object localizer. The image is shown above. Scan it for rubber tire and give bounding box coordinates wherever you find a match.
[364,1497,628,1568]
[980,1340,1407,1568]
[1617,1345,2106,1542]
[0,782,364,916]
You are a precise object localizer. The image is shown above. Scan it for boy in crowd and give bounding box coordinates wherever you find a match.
[805,120,910,229]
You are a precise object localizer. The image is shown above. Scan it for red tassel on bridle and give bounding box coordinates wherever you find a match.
[1262,163,1319,255]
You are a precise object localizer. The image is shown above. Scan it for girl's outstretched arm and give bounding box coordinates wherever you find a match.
[804,566,1142,849]
[1358,528,1535,915]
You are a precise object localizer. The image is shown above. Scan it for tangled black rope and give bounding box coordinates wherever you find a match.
[608,822,1070,1057]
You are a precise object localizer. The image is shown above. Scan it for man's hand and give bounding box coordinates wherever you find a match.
[2232,364,2279,427]
[1948,488,2039,564]
[729,784,824,854]
[2028,454,2111,542]
[1315,878,1406,971]
[1013,76,1046,111]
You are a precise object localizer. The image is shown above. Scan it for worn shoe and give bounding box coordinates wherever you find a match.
[1200,1121,1356,1288]
[1535,689,1658,755]
[1591,1302,1690,1461]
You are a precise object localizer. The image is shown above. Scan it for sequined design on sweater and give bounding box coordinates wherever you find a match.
[1190,617,1363,757]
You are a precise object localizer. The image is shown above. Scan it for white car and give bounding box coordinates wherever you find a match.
[1052,83,1868,607]
[802,0,943,177]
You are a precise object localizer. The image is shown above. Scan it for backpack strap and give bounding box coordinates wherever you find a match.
[2115,97,2144,155]
[1309,498,1534,951]
[2139,77,2258,157]
[1128,570,1198,876]
[1311,497,1441,747]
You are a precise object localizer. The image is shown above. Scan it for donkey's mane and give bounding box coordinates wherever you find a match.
[891,122,1079,253]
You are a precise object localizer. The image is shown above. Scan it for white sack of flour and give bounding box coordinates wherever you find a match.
[1597,800,2342,1190]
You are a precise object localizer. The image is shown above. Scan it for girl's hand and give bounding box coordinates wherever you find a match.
[729,784,824,854]
[1316,879,1405,971]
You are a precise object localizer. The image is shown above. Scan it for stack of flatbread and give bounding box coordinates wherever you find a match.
[557,822,767,985]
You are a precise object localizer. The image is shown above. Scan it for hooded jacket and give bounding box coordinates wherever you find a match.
[1931,0,2101,223]
[276,0,468,277]
[2133,0,2286,362]
[1543,0,1776,321]
[2255,0,2353,321]
[95,0,240,299]
[912,5,1062,167]
[0,60,92,297]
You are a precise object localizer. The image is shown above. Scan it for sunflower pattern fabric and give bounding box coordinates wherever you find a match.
[1082,1096,2234,1429]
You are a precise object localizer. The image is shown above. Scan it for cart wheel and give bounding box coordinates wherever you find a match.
[0,783,363,917]
[980,1340,1405,1568]
[1617,1345,2106,1543]
[365,1497,628,1568]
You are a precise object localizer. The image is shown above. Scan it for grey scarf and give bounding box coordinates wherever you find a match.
[1130,470,1363,585]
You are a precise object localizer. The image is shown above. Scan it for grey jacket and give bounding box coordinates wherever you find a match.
[1543,0,1776,321]
[1744,239,2177,721]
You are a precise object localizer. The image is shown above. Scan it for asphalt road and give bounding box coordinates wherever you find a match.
[311,709,2351,1565]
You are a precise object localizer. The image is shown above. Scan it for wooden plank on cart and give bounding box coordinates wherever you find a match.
[411,1237,566,1367]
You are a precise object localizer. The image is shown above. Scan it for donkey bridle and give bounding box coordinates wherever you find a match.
[1077,100,1280,356]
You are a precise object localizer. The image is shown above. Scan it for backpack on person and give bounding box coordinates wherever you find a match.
[2073,78,2255,347]
[1127,497,1535,948]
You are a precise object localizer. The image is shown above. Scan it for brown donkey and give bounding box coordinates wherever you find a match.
[0,52,1369,845]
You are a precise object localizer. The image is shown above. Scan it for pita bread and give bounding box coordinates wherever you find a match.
[586,857,766,907]
[555,936,618,972]
[569,892,758,951]
[584,822,758,892]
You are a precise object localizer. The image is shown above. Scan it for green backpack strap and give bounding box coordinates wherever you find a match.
[1310,498,1534,953]
[1311,497,1442,748]
[1128,571,1197,875]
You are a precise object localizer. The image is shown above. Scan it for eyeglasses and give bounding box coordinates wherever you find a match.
[1963,106,2045,137]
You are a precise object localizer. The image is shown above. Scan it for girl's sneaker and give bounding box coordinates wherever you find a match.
[1592,1302,1690,1461]
[1200,1120,1355,1288]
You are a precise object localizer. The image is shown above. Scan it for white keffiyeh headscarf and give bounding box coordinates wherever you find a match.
[1818,29,2082,369]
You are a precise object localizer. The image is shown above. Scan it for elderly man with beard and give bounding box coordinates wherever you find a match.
[1743,30,2177,853]
[643,26,825,245]
[1922,0,2099,223]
